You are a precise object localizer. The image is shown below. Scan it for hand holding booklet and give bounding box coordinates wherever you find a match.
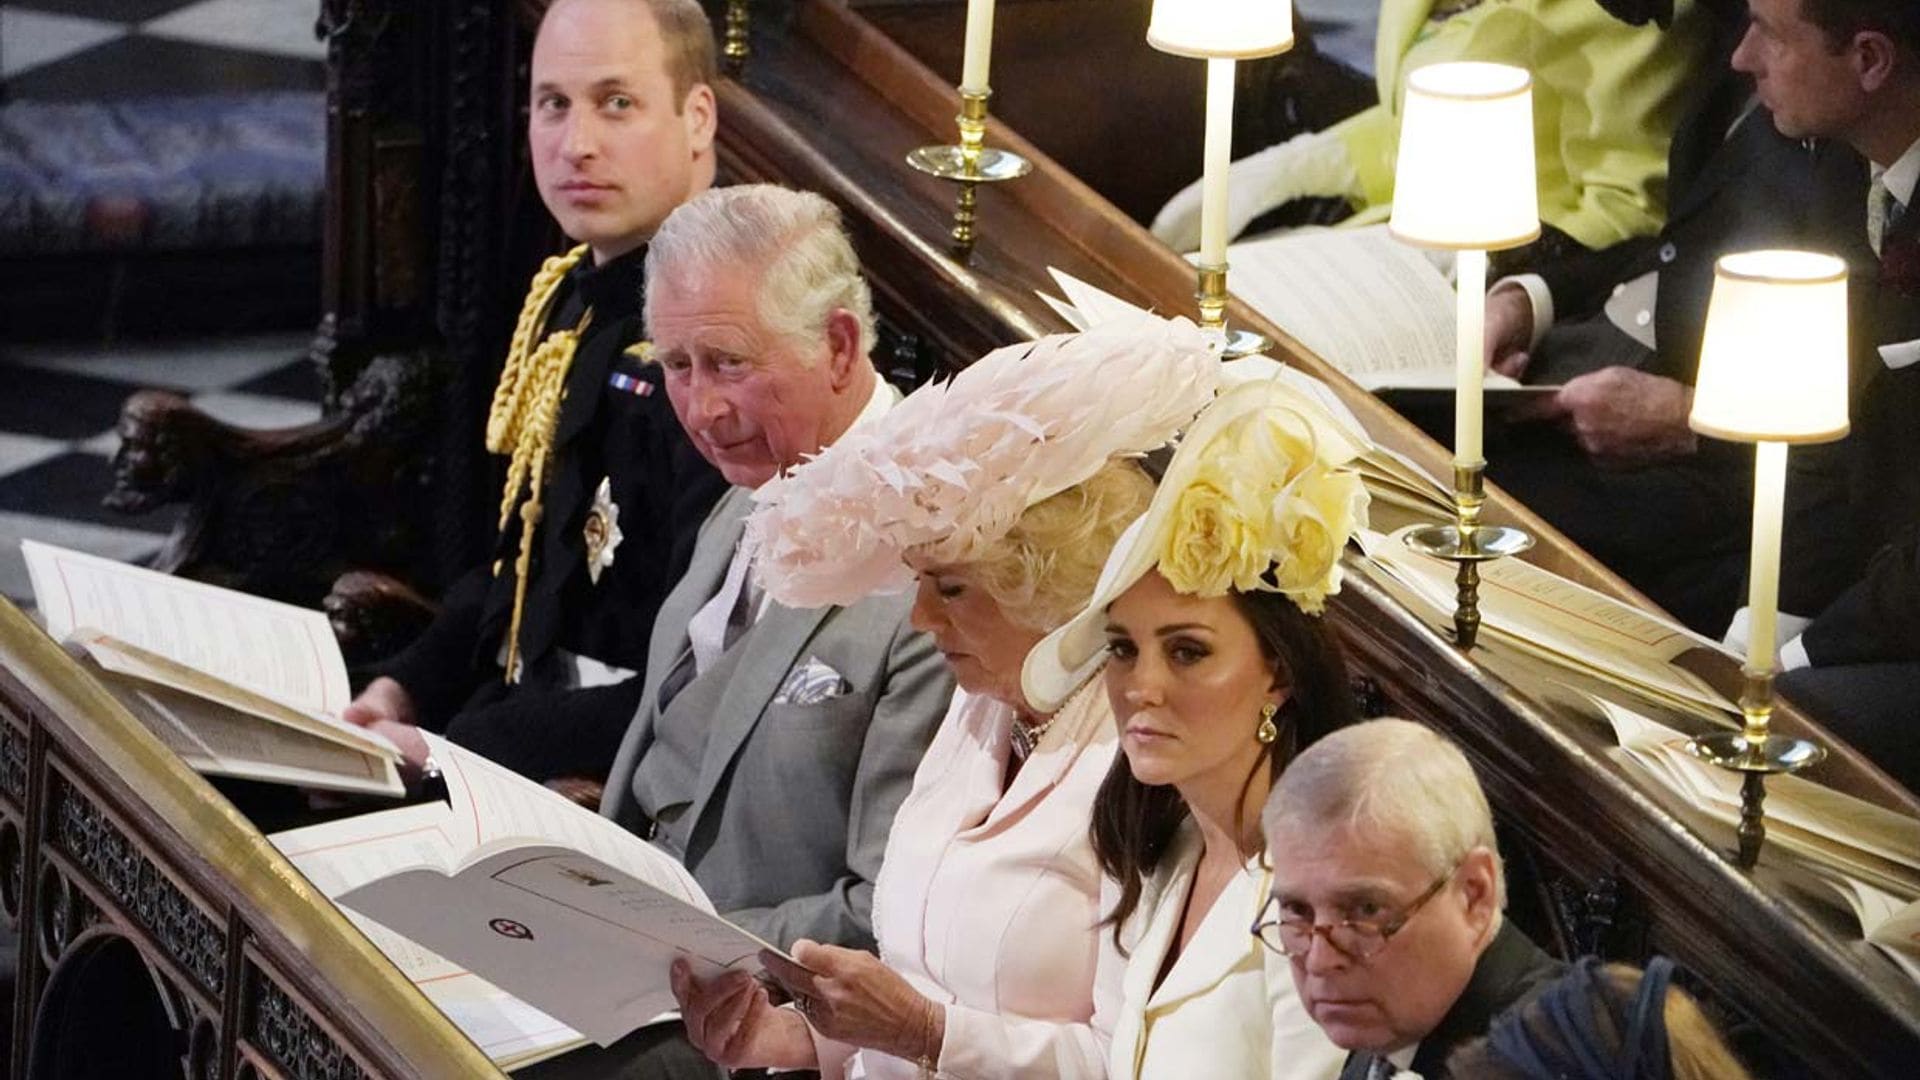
[20,540,403,797]
[273,733,792,1064]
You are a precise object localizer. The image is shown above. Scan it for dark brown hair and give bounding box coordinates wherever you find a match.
[1799,0,1920,57]
[1090,588,1357,947]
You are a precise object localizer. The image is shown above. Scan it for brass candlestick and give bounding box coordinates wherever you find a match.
[724,0,750,74]
[906,89,1032,253]
[1685,669,1825,868]
[1194,263,1269,359]
[1402,462,1533,649]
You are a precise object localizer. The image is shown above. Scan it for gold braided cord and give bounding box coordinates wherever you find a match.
[487,244,591,683]
[494,325,583,533]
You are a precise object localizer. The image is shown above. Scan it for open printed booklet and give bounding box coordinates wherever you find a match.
[271,733,789,1067]
[20,540,403,797]
[1037,267,1455,524]
[1594,697,1920,983]
[1358,526,1740,718]
[1223,224,1556,397]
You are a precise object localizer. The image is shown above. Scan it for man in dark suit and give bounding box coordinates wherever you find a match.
[342,0,728,784]
[1747,0,1920,792]
[1262,721,1564,1080]
[1476,0,1834,633]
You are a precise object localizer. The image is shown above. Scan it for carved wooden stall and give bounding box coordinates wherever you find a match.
[710,2,1920,1074]
[0,600,504,1079]
[103,0,556,645]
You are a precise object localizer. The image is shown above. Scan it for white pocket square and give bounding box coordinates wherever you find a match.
[1880,338,1920,370]
[773,658,850,706]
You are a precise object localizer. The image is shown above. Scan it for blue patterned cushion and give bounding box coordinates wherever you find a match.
[0,92,323,256]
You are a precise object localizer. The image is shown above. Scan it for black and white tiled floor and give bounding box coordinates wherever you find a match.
[0,334,324,605]
[1,1,326,606]
[1,0,325,101]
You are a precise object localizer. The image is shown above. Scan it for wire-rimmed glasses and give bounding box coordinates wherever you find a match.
[1251,861,1459,962]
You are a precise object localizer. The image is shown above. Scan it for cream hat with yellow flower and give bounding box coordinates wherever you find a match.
[1020,375,1372,712]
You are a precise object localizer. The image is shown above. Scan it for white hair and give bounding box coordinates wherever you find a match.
[644,184,876,361]
[1264,718,1506,906]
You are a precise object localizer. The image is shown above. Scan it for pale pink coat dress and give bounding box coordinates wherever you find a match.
[811,680,1121,1079]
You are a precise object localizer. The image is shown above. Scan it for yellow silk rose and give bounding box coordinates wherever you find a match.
[1268,469,1368,613]
[1163,477,1269,595]
[1157,405,1368,607]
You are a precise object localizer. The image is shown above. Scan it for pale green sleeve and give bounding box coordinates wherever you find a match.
[1528,0,1708,249]
[1329,0,1707,250]
[1330,2,1538,210]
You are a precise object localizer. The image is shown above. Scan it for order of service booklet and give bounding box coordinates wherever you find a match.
[20,539,404,797]
[272,733,789,1065]
[1224,224,1557,397]
[1594,696,1920,986]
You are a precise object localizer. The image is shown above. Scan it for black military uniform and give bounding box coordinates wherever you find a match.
[380,248,727,782]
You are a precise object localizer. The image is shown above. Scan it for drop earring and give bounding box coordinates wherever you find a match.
[1256,701,1279,745]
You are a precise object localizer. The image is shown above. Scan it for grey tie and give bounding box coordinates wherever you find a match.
[1869,174,1894,256]
[1365,1056,1399,1080]
[658,550,760,709]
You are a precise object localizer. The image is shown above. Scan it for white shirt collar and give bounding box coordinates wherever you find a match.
[850,370,897,431]
[1877,135,1920,209]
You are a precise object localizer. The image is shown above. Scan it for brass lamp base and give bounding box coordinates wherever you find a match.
[1207,326,1269,359]
[1193,264,1268,358]
[1685,669,1826,868]
[1402,463,1532,649]
[905,145,1033,183]
[907,90,1032,253]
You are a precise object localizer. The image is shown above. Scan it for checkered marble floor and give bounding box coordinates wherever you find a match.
[0,334,322,604]
[1,1,325,606]
[1,0,324,101]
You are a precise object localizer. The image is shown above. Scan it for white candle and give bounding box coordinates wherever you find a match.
[961,0,996,94]
[1454,248,1488,466]
[1746,440,1788,674]
[1199,57,1236,268]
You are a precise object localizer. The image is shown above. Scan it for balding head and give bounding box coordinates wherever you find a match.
[1264,718,1502,902]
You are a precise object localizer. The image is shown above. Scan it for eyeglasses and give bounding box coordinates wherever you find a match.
[1251,862,1459,962]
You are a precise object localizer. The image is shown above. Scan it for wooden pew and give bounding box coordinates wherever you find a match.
[0,598,504,1079]
[714,2,1920,1073]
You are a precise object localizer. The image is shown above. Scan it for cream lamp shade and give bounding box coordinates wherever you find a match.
[1389,62,1541,251]
[1690,250,1851,444]
[1147,0,1294,60]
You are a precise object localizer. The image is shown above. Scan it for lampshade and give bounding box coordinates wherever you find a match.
[1690,250,1851,444]
[1147,0,1294,60]
[1388,62,1541,251]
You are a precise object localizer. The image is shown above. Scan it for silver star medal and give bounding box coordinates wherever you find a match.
[583,476,624,584]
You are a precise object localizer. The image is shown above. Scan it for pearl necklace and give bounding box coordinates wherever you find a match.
[1010,714,1057,761]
